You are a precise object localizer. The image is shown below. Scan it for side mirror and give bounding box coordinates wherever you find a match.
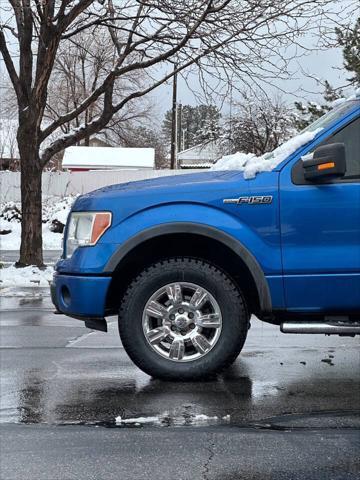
[302,143,346,181]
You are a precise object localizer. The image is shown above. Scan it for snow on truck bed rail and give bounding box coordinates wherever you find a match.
[212,129,322,178]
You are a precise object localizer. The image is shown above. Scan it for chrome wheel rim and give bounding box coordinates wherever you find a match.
[142,282,222,362]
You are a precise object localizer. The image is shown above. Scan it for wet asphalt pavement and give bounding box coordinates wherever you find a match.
[0,288,359,479]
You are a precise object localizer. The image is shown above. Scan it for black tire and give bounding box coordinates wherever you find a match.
[118,257,249,380]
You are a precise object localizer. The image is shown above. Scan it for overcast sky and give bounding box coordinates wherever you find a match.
[153,44,349,119]
[1,1,355,123]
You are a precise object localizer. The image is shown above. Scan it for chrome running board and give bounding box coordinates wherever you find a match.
[281,321,360,336]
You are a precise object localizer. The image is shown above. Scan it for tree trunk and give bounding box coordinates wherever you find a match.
[16,140,44,267]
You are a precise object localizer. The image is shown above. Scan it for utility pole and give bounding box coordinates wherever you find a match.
[170,64,178,170]
[177,103,182,155]
[229,83,233,155]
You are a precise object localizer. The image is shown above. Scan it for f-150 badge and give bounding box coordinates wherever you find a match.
[223,195,273,205]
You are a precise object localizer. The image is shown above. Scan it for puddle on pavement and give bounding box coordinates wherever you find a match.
[1,300,359,430]
[0,288,52,312]
[2,358,359,430]
[0,286,50,297]
[54,410,360,430]
[253,410,360,430]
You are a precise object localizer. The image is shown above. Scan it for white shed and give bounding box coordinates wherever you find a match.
[62,146,155,171]
[177,141,223,169]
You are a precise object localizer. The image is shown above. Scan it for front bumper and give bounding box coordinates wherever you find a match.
[51,272,112,323]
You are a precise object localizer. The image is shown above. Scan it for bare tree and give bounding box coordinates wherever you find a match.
[122,125,169,169]
[225,92,296,156]
[46,29,152,145]
[0,0,355,266]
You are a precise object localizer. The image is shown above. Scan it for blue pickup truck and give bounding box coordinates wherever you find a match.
[52,96,360,380]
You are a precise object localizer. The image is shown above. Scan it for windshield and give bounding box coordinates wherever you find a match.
[302,99,359,133]
[261,99,359,164]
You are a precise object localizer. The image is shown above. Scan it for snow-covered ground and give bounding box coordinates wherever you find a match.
[0,197,72,288]
[0,196,74,251]
[115,413,231,426]
[0,220,63,250]
[0,264,54,288]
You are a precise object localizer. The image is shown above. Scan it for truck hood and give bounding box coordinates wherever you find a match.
[84,171,241,195]
[74,171,244,207]
[73,169,278,223]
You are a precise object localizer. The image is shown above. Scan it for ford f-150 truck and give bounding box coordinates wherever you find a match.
[52,95,360,380]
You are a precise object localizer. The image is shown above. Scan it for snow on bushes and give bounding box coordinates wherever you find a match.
[44,196,74,233]
[0,202,22,222]
[0,196,76,250]
[0,196,74,230]
[212,129,322,178]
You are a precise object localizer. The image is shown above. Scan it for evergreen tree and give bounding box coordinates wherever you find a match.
[162,104,221,151]
[336,17,360,87]
[294,17,359,130]
[294,81,342,130]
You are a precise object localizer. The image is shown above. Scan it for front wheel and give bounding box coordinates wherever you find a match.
[118,258,249,380]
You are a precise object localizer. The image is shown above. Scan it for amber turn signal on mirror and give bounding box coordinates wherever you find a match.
[317,162,335,171]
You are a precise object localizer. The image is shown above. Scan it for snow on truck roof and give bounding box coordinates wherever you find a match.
[62,146,155,170]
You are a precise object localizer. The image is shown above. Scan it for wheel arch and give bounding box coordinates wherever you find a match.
[105,223,272,317]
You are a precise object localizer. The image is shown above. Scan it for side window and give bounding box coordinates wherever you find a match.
[320,117,360,179]
[292,116,360,184]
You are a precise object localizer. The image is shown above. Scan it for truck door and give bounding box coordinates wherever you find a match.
[279,116,360,313]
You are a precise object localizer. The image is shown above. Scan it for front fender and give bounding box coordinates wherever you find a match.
[104,204,273,313]
[104,202,279,275]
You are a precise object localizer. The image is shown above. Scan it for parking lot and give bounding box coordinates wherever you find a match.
[0,288,359,479]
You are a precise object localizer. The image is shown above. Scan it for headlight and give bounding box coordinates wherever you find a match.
[66,211,112,258]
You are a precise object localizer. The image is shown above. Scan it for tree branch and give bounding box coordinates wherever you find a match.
[0,30,22,99]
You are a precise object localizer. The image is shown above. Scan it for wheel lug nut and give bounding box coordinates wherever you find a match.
[188,312,194,319]
[169,314,175,320]
[190,323,195,329]
[171,326,176,331]
[178,308,184,314]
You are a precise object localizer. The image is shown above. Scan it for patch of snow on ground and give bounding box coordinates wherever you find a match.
[0,264,54,288]
[116,415,161,425]
[0,195,75,250]
[115,413,230,426]
[212,129,322,178]
[193,414,218,422]
[0,220,63,250]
